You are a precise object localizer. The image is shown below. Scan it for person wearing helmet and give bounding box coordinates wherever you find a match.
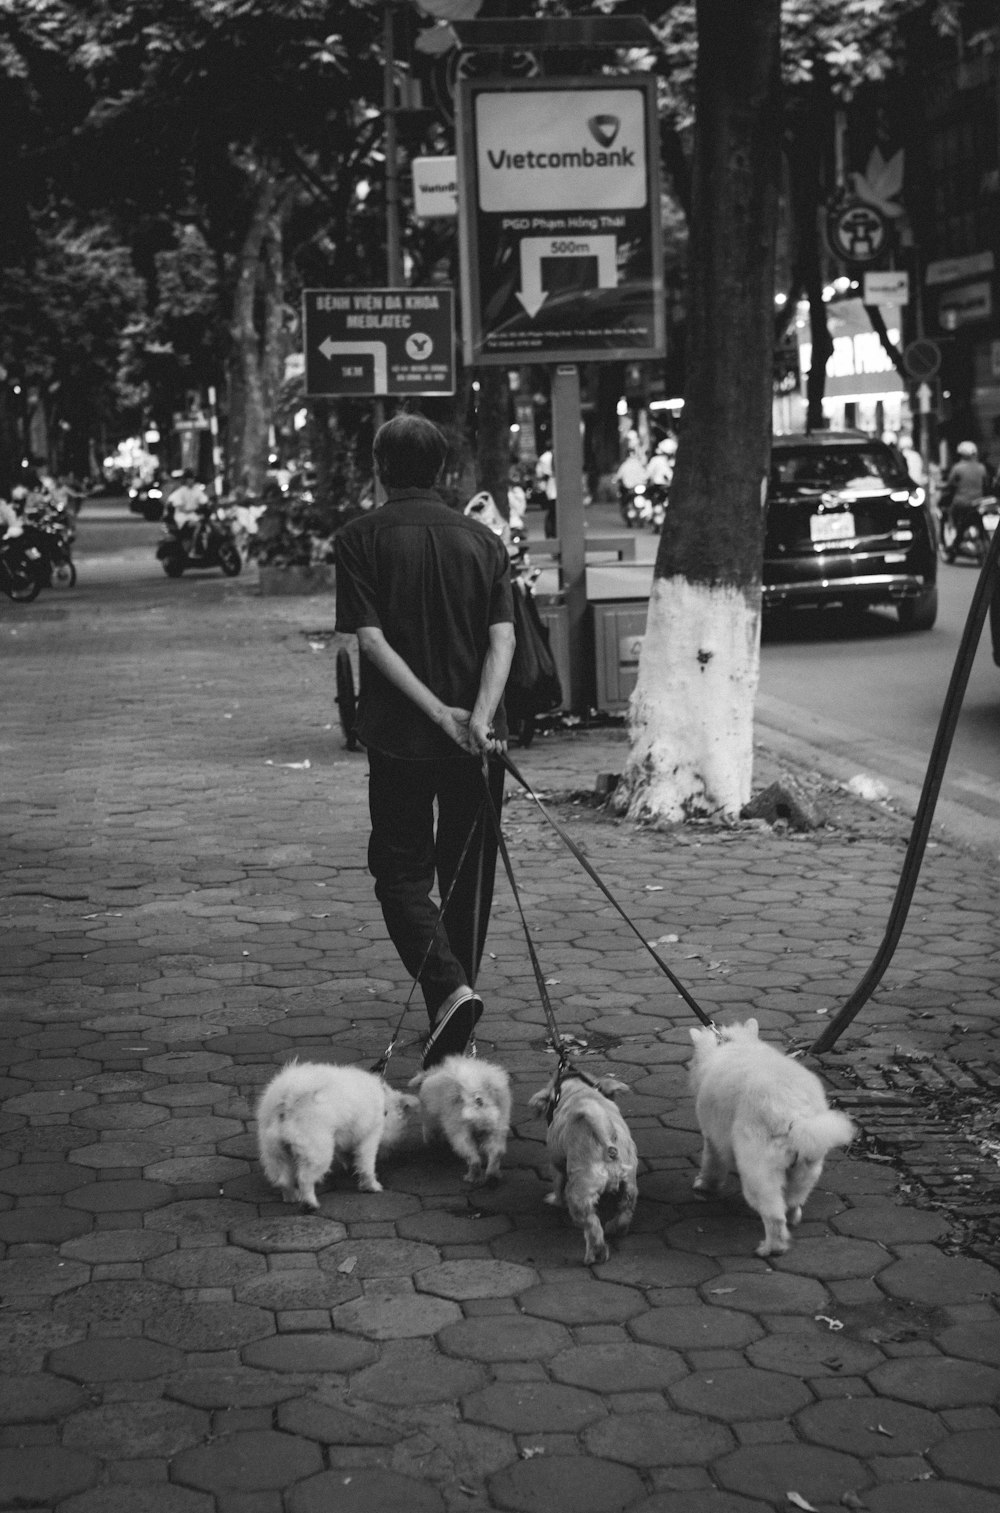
[940,441,991,560]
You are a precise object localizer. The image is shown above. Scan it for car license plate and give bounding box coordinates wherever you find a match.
[810,512,855,544]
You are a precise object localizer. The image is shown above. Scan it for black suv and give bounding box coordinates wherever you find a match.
[765,431,938,631]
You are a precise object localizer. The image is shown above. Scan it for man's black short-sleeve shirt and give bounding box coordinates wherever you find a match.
[335,489,514,759]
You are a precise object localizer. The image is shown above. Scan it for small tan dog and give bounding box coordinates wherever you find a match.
[410,1055,512,1185]
[530,1067,639,1265]
[688,1019,854,1257]
[257,1061,417,1210]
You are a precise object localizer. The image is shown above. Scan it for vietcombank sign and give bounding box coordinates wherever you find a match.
[458,78,664,364]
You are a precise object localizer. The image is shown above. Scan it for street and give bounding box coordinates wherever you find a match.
[56,495,1000,859]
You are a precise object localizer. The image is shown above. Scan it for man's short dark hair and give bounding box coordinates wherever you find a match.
[373,414,447,489]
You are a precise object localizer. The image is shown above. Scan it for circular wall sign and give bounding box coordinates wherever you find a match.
[826,200,889,265]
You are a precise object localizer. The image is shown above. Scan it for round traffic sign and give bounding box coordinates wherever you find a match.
[902,339,942,381]
[826,200,889,265]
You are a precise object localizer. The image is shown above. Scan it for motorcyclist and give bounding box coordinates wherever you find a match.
[941,441,991,555]
[167,471,210,552]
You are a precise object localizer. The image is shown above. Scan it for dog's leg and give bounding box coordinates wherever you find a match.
[739,1168,790,1256]
[785,1156,823,1229]
[480,1134,506,1183]
[693,1137,728,1197]
[352,1129,384,1193]
[603,1177,638,1239]
[565,1175,609,1265]
[543,1166,567,1209]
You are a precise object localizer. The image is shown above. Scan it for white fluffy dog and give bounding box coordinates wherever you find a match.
[688,1019,855,1257]
[409,1055,512,1186]
[529,1068,639,1265]
[256,1061,417,1210]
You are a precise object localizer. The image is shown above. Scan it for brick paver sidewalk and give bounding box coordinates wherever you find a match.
[1,552,998,1513]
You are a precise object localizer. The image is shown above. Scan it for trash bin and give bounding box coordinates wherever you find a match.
[592,601,648,712]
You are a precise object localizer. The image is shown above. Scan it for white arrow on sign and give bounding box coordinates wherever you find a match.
[516,235,618,318]
[318,338,388,393]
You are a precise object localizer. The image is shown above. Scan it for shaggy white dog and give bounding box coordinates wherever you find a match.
[256,1061,417,1210]
[410,1055,512,1185]
[688,1019,854,1256]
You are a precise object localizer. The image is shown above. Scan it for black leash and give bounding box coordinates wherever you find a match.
[498,751,717,1030]
[370,796,487,1077]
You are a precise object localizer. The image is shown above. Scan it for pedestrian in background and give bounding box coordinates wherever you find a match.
[335,414,516,1068]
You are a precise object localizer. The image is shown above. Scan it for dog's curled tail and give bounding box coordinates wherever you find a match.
[793,1109,855,1162]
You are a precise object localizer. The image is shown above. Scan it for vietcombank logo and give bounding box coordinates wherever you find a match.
[485,115,635,172]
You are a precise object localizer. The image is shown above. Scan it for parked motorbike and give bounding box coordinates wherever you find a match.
[23,497,76,587]
[0,532,47,601]
[156,507,242,578]
[619,480,649,528]
[939,495,1000,565]
[647,482,669,533]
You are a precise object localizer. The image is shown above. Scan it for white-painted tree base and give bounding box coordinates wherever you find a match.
[616,576,761,823]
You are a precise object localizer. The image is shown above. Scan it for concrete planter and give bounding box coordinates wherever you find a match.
[257,563,335,596]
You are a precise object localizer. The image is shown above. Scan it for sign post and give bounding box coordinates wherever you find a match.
[457,76,664,707]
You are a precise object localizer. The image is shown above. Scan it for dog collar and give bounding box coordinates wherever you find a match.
[545,1064,602,1126]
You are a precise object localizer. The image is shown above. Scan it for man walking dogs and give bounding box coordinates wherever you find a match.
[335,415,516,1068]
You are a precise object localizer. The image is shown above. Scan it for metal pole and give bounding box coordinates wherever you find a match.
[384,3,402,289]
[551,364,589,710]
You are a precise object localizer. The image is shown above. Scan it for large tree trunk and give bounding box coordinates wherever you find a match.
[229,166,293,496]
[618,0,781,823]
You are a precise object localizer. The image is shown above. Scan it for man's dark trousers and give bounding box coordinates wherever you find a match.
[367,750,505,1020]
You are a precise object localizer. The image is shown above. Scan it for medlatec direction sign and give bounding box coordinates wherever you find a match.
[458,78,665,365]
[301,288,455,397]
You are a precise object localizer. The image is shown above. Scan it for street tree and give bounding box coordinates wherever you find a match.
[617,0,782,823]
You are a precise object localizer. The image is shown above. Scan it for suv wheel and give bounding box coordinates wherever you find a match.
[897,585,938,632]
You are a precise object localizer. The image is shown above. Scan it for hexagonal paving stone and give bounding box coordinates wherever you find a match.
[65,1178,174,1212]
[242,1331,378,1375]
[631,1305,763,1351]
[488,1453,645,1513]
[332,1289,461,1339]
[60,1229,175,1264]
[0,1373,86,1423]
[143,1050,233,1077]
[670,1366,812,1421]
[550,1341,688,1392]
[276,1396,402,1445]
[61,1398,209,1458]
[746,1326,884,1378]
[49,1337,183,1382]
[53,1279,177,1330]
[318,1237,440,1277]
[236,1269,361,1311]
[0,1255,90,1297]
[350,1339,485,1405]
[172,1428,322,1491]
[594,1241,720,1290]
[315,1189,422,1223]
[463,1380,605,1434]
[769,1235,891,1280]
[146,1246,266,1289]
[288,1468,446,1513]
[663,1213,767,1257]
[879,1248,1000,1306]
[415,1260,539,1300]
[517,1279,646,1326]
[623,1494,778,1512]
[795,1396,946,1456]
[395,1206,512,1245]
[231,1213,349,1252]
[0,1159,93,1195]
[867,1355,1000,1409]
[0,1206,92,1244]
[831,1206,949,1244]
[0,1447,100,1506]
[438,1314,571,1362]
[934,1322,1000,1367]
[145,1197,259,1234]
[69,1139,172,1169]
[928,1430,1000,1489]
[585,1409,734,1467]
[714,1443,868,1504]
[72,1101,169,1130]
[699,1270,830,1314]
[145,1300,275,1351]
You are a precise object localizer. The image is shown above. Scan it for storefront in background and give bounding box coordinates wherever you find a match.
[793,297,908,437]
